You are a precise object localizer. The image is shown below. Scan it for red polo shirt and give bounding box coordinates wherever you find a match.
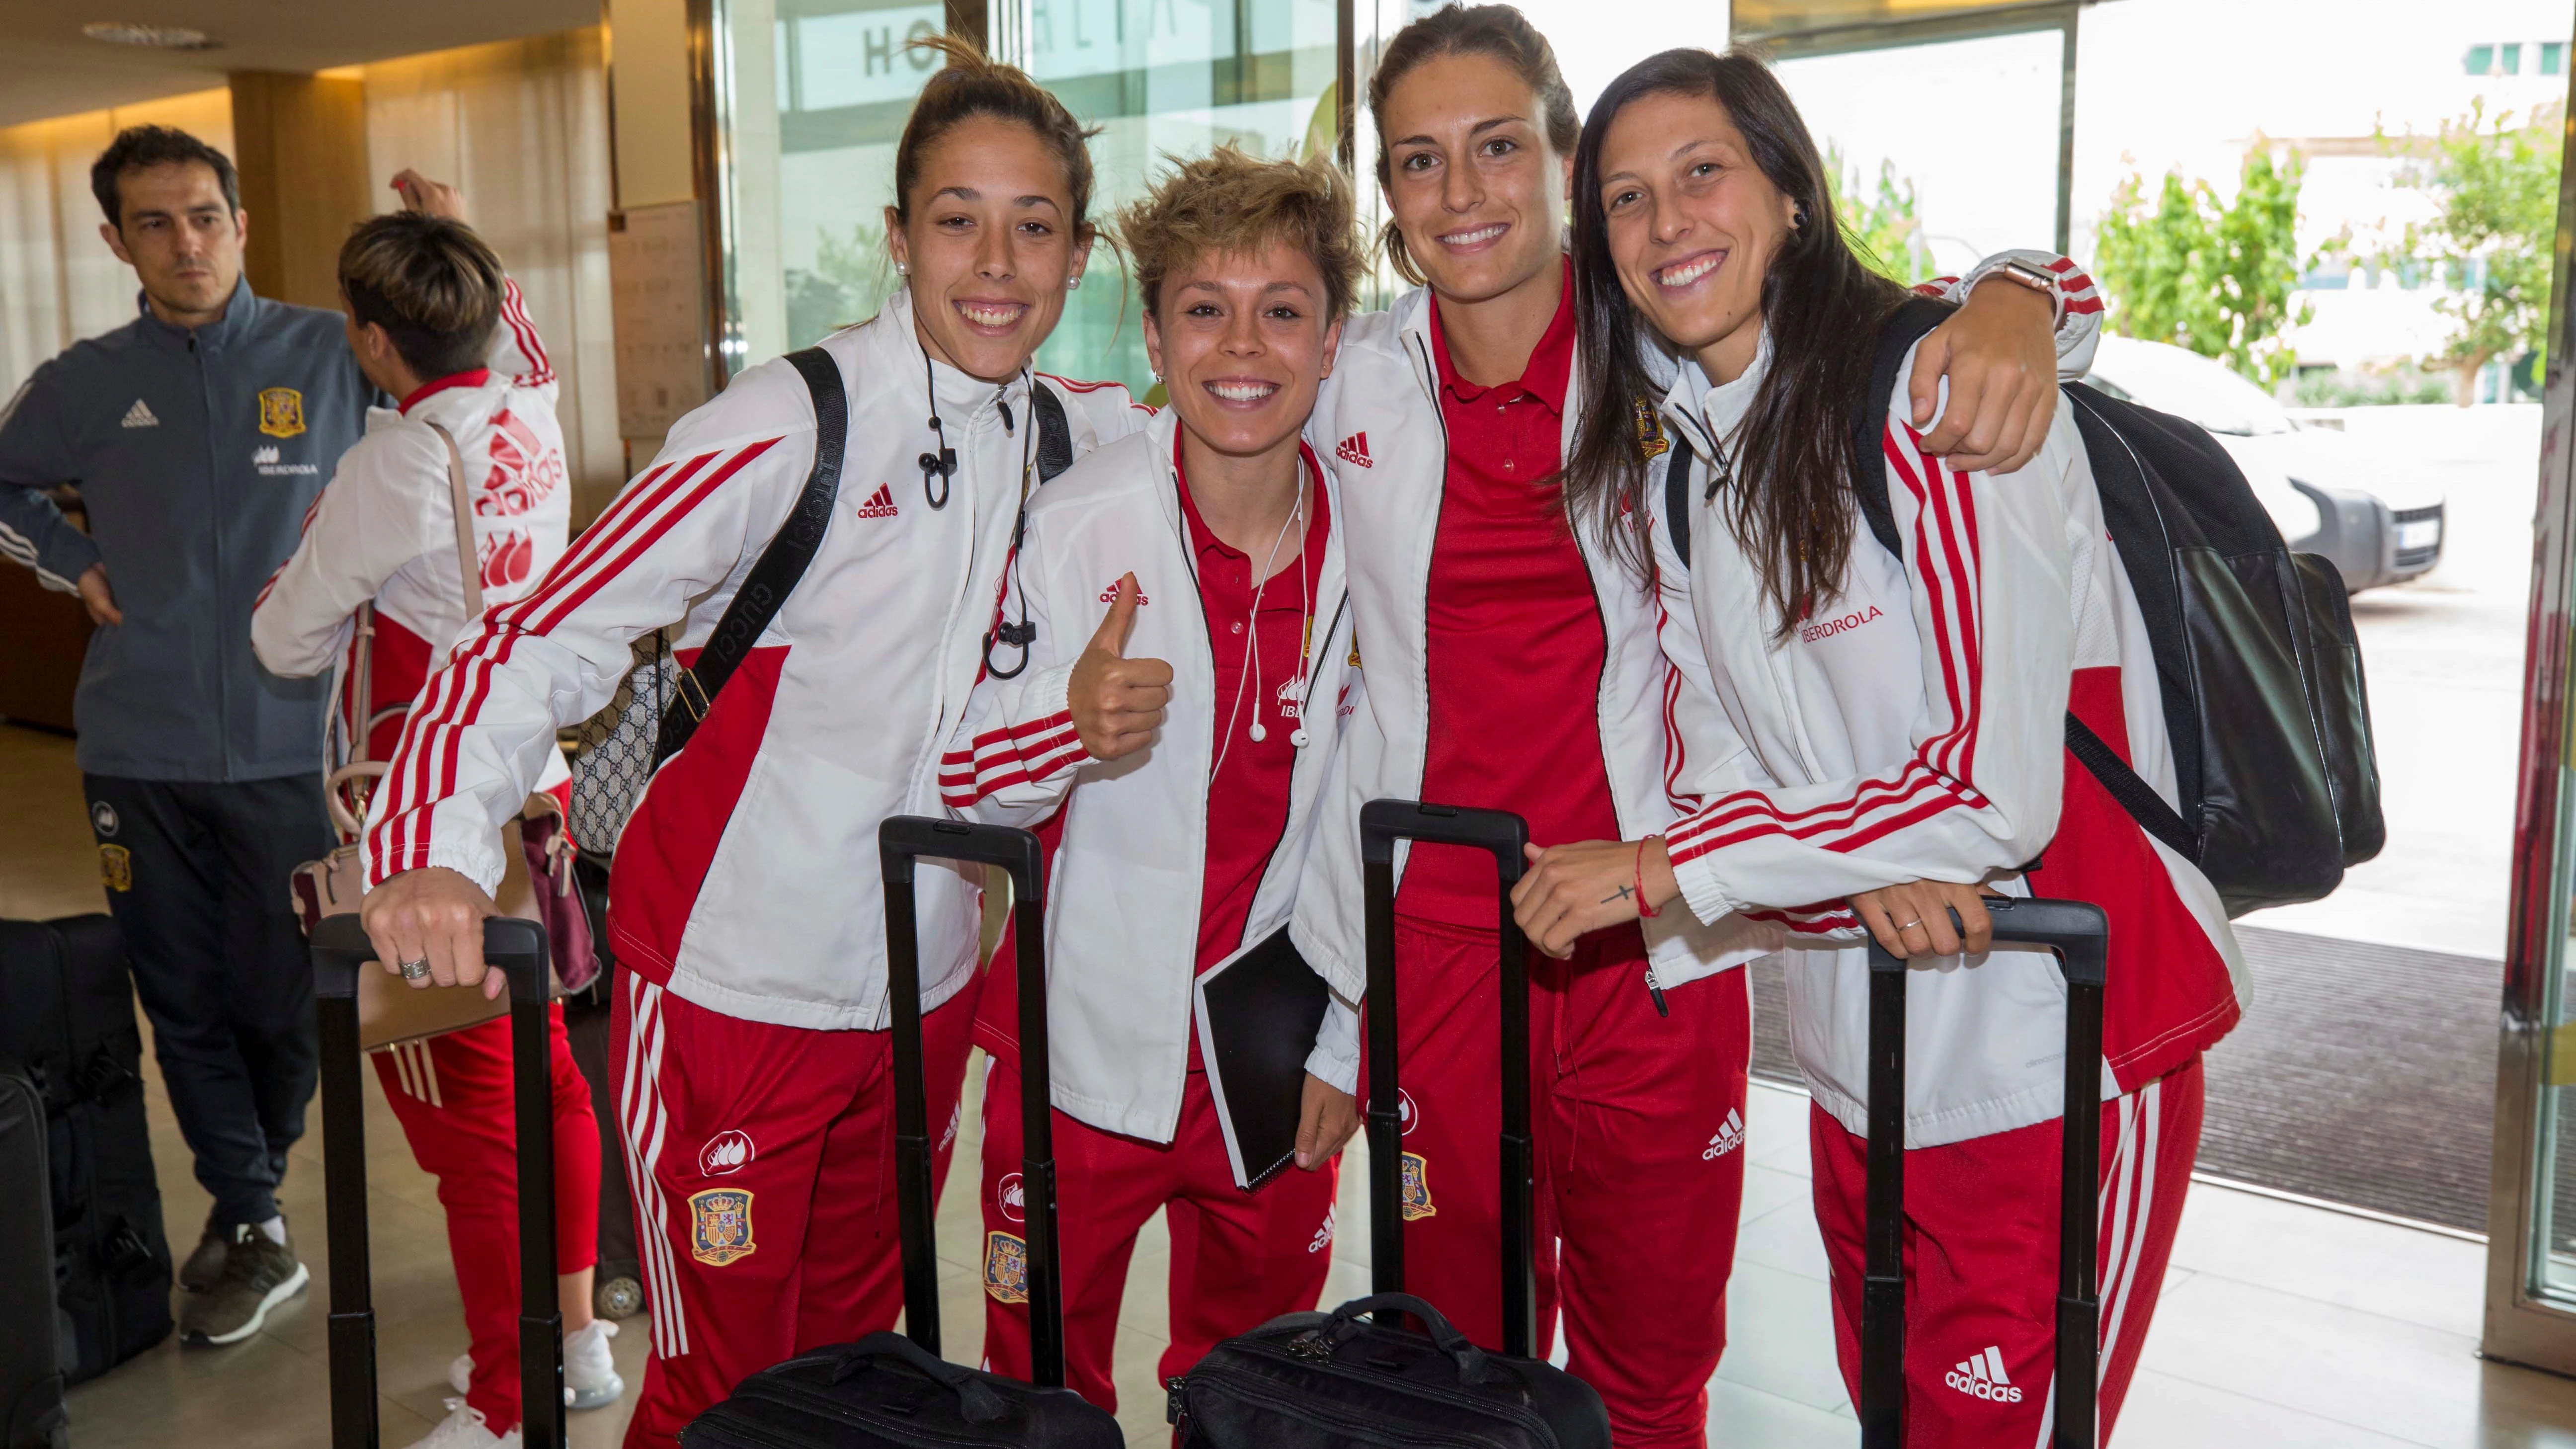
[1396,262,1622,929]
[978,439,1331,1074]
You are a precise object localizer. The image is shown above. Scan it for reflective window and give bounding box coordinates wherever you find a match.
[713,0,945,374]
[1025,0,1341,394]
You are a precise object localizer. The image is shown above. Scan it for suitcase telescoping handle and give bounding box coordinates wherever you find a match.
[311,914,564,1449]
[1859,896,2106,1449]
[877,817,1063,1388]
[1357,799,1537,1359]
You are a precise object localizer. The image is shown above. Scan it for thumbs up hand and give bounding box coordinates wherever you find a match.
[1069,574,1173,761]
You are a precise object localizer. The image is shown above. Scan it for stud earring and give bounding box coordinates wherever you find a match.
[1067,273,1084,291]
[895,261,909,277]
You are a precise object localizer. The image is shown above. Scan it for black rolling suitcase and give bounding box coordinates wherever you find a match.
[1169,801,1610,1449]
[310,914,569,1449]
[679,816,1120,1448]
[1858,896,2109,1449]
[0,914,171,1383]
[0,1050,68,1449]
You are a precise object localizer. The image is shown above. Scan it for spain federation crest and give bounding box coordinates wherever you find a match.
[1400,1151,1436,1221]
[983,1230,1029,1304]
[688,1188,755,1266]
[257,386,306,439]
[97,844,131,893]
[1633,395,1669,460]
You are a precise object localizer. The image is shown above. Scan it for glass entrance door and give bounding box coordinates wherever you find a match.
[2484,73,2576,1373]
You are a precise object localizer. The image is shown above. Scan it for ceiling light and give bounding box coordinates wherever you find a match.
[81,21,219,50]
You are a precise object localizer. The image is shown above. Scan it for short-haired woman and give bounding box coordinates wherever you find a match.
[940,145,1365,1412]
[253,177,621,1449]
[346,47,1150,1447]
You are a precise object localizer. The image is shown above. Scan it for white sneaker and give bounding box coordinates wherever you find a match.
[564,1319,626,1411]
[404,1399,521,1449]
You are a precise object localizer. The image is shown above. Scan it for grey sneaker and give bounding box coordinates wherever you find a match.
[180,1222,309,1346]
[178,1210,229,1292]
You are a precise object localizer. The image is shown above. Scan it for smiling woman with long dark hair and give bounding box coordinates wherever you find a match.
[1515,47,2241,1448]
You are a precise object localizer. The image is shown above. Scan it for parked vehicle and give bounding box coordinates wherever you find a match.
[2082,336,2445,592]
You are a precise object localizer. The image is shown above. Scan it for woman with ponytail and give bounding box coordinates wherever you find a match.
[352,42,1149,1446]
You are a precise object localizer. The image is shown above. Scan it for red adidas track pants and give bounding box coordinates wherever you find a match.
[1808,1056,2205,1447]
[1376,917,1752,1449]
[976,1057,1339,1410]
[608,970,976,1449]
[372,1005,600,1430]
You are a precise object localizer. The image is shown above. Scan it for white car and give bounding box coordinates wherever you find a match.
[2080,336,2445,592]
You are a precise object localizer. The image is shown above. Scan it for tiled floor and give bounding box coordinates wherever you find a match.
[10,722,2576,1446]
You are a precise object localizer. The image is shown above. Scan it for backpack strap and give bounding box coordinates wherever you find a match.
[1848,295,1957,562]
[654,346,847,766]
[2065,713,2196,858]
[1664,432,1695,569]
[1031,379,1075,483]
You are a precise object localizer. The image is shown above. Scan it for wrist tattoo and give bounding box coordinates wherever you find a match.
[1599,885,1634,905]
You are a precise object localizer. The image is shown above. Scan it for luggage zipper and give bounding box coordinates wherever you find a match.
[711,1373,1003,1449]
[1221,1336,1566,1448]
[1184,1361,1523,1448]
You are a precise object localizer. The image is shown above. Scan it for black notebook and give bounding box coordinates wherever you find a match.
[1194,926,1333,1191]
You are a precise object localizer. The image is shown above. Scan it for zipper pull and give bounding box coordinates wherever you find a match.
[1165,1375,1187,1425]
[996,391,1015,434]
[1643,965,1670,1018]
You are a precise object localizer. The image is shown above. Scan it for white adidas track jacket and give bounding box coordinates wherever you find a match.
[937,408,1362,1141]
[359,290,1147,1030]
[1653,324,2246,1149]
[1289,254,2092,1021]
[252,282,570,795]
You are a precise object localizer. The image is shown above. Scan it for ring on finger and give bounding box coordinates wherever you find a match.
[399,957,433,981]
[1896,919,1924,932]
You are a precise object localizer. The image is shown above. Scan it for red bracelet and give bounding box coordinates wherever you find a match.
[1635,836,1662,919]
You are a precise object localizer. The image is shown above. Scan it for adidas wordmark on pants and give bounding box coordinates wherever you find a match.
[1945,1346,2023,1403]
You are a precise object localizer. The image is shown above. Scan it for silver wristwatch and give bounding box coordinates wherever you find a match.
[1972,256,2064,326]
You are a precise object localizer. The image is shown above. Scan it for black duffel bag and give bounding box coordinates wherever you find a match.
[1177,1291,1604,1449]
[1170,802,1608,1449]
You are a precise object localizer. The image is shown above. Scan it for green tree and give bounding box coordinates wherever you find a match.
[2390,101,2561,403]
[2094,149,2317,387]
[1826,144,1934,284]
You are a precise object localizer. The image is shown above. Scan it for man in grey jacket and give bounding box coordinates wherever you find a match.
[0,126,379,1346]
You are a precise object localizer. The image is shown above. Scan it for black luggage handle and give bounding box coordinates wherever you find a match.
[1859,896,2105,1449]
[830,1331,1011,1424]
[877,817,1063,1388]
[1321,1292,1508,1386]
[1357,800,1537,1359]
[311,914,565,1449]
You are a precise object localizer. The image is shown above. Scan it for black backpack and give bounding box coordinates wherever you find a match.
[1662,296,2383,916]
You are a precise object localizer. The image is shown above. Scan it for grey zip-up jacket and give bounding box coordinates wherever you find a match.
[0,280,373,781]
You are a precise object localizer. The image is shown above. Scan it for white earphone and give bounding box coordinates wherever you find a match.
[1213,467,1315,769]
